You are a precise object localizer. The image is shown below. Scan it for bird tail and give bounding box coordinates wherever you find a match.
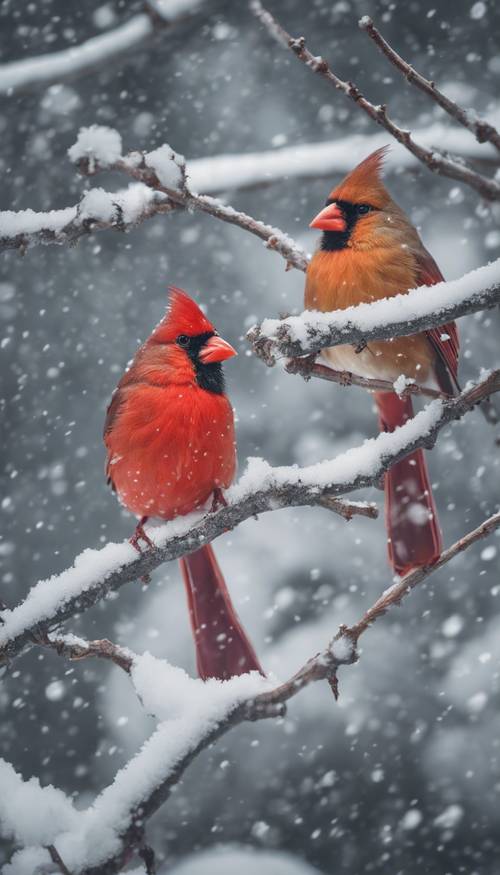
[179,543,264,680]
[374,392,442,576]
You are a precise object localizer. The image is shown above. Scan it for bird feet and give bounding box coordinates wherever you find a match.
[338,370,353,387]
[211,487,228,513]
[129,517,155,584]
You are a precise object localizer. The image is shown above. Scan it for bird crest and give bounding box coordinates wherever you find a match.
[328,145,391,208]
[153,286,215,343]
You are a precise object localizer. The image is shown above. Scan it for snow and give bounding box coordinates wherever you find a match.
[2,658,271,873]
[258,257,500,349]
[0,16,152,95]
[0,184,165,246]
[0,540,136,650]
[78,187,117,222]
[0,401,442,654]
[146,144,185,190]
[0,759,78,846]
[68,125,123,170]
[230,400,442,498]
[167,846,324,875]
[393,374,416,395]
[187,122,500,193]
[151,0,204,21]
[0,206,77,240]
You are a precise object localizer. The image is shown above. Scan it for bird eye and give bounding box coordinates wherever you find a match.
[176,334,189,347]
[357,204,371,215]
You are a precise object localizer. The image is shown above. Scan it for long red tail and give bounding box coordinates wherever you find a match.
[179,544,264,680]
[374,392,442,576]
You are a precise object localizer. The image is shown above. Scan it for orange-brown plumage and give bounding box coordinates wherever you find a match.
[305,147,459,574]
[104,288,262,679]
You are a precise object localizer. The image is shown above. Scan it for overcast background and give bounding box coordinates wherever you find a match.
[1,0,500,873]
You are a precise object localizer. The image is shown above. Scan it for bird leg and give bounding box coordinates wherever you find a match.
[129,516,155,584]
[211,488,228,513]
[130,516,155,552]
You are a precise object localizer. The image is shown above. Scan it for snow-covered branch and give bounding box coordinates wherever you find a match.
[4,504,500,874]
[2,369,499,671]
[0,126,309,271]
[249,258,500,363]
[0,468,376,669]
[360,16,500,152]
[0,183,175,254]
[250,1,500,201]
[0,1,208,96]
[2,123,499,259]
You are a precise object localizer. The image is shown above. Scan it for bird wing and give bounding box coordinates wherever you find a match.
[415,247,460,395]
[103,388,125,490]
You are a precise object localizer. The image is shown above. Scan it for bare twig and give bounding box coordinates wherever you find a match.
[45,635,133,674]
[1,368,499,671]
[250,1,500,201]
[349,510,500,638]
[360,16,500,152]
[248,260,500,362]
[285,356,446,399]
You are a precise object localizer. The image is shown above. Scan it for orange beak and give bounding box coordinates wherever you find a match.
[199,334,237,364]
[309,202,347,232]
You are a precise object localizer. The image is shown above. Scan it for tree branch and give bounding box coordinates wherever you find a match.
[19,506,499,875]
[250,1,500,201]
[0,1,209,96]
[248,258,500,362]
[0,134,309,271]
[360,16,500,153]
[44,634,133,674]
[285,356,446,399]
[2,368,499,670]
[0,473,376,669]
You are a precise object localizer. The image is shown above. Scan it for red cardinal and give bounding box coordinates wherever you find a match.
[305,147,459,575]
[104,287,263,679]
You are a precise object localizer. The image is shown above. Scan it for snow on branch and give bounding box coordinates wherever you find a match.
[4,505,500,874]
[2,123,499,259]
[0,126,309,271]
[0,183,174,254]
[360,16,500,153]
[0,1,208,96]
[248,258,500,363]
[1,368,499,670]
[0,465,376,669]
[250,1,500,202]
[188,123,500,193]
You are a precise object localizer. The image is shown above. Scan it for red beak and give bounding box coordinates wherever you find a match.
[199,334,237,364]
[310,202,347,232]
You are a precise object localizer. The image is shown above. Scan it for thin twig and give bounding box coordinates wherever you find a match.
[45,635,133,673]
[349,509,500,638]
[250,1,500,201]
[285,356,446,399]
[81,149,309,272]
[360,16,500,152]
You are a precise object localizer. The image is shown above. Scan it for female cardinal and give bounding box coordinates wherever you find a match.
[104,287,263,680]
[305,146,459,575]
